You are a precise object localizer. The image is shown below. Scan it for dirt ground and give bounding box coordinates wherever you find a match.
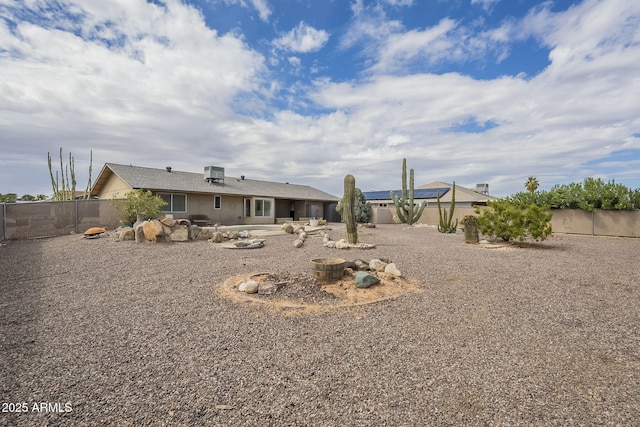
[1,223,639,426]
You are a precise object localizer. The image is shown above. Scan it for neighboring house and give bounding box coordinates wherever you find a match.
[363,181,499,224]
[363,181,498,208]
[91,163,340,225]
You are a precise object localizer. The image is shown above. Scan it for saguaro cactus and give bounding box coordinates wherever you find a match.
[343,174,358,244]
[437,181,458,233]
[390,158,426,225]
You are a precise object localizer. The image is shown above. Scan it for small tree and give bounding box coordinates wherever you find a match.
[113,189,167,224]
[474,200,552,242]
[0,193,17,203]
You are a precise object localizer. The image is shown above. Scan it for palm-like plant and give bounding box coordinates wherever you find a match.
[525,176,540,193]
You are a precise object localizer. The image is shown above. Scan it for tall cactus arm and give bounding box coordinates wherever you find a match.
[344,174,358,244]
[390,190,408,223]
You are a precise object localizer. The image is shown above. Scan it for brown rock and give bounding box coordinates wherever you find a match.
[83,227,106,236]
[143,220,165,243]
[170,224,189,242]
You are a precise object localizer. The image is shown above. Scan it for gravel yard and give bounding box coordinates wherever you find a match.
[1,223,639,426]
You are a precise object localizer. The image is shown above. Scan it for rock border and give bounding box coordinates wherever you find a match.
[216,272,423,315]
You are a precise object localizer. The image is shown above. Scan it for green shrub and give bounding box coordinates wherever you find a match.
[113,189,167,223]
[475,200,552,242]
[507,178,640,211]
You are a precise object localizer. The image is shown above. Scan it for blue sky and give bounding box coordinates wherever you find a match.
[1,0,639,198]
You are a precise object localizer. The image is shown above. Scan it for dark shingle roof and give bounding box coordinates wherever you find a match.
[102,163,339,201]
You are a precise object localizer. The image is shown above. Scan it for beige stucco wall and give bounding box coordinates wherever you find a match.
[548,209,594,235]
[552,209,640,237]
[594,210,640,237]
[373,206,640,238]
[98,175,133,199]
[167,193,245,225]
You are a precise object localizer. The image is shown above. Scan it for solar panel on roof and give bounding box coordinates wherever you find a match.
[363,188,449,200]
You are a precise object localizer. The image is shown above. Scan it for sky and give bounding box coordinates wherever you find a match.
[1,0,639,199]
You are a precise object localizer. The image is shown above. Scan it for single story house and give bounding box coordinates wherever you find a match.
[363,181,499,224]
[362,181,498,208]
[90,163,340,225]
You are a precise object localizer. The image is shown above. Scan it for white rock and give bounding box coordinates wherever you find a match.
[369,258,388,272]
[293,239,304,248]
[384,262,402,277]
[244,280,259,294]
[324,241,336,248]
[335,239,350,249]
[239,279,259,292]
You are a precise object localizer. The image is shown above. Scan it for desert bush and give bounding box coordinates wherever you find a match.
[475,200,552,242]
[113,189,167,223]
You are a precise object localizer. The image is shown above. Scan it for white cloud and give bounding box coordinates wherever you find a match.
[0,0,267,195]
[383,0,413,6]
[273,22,329,53]
[302,0,640,195]
[1,0,640,198]
[249,0,272,22]
[340,2,404,57]
[470,0,501,12]
[342,5,511,74]
[215,0,272,22]
[372,18,461,73]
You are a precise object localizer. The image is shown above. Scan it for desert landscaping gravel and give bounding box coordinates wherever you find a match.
[1,223,639,426]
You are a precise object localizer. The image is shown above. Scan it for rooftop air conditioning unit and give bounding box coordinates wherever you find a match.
[204,166,225,183]
[475,183,489,194]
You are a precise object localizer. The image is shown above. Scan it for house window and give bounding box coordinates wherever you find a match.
[244,198,251,217]
[254,198,273,217]
[214,195,221,210]
[158,193,187,213]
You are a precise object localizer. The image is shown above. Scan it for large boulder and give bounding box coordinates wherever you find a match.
[170,224,189,242]
[281,223,294,234]
[210,231,224,243]
[134,223,146,243]
[189,225,201,240]
[118,227,135,241]
[143,219,165,243]
[196,228,215,241]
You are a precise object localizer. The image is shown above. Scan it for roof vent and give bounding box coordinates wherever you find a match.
[166,166,172,172]
[204,166,225,184]
[475,183,489,194]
